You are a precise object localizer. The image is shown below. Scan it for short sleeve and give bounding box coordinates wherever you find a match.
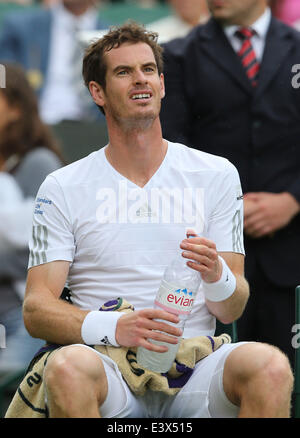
[207,163,244,255]
[28,175,75,268]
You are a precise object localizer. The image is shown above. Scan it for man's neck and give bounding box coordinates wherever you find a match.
[105,120,167,188]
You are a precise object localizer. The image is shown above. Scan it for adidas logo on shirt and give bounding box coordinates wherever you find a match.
[136,204,154,217]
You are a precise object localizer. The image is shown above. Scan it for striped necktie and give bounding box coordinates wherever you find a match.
[236,27,260,87]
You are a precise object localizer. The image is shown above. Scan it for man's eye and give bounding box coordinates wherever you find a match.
[117,70,128,75]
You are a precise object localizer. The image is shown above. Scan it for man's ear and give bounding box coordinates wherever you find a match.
[89,81,105,107]
[160,73,165,99]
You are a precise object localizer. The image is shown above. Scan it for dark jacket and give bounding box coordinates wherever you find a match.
[161,17,300,286]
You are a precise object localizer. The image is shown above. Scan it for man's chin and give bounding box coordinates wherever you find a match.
[212,11,231,22]
[210,6,232,21]
[119,111,158,130]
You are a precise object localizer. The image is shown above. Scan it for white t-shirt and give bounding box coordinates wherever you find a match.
[28,141,244,338]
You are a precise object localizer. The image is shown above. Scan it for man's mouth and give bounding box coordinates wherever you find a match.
[131,93,151,100]
[211,0,225,7]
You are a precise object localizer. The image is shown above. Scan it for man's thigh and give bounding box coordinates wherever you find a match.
[44,344,146,418]
[82,345,147,418]
[163,342,251,418]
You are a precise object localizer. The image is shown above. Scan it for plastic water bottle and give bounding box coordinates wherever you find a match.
[136,230,201,373]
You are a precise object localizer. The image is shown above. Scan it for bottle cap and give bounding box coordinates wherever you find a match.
[186,228,198,239]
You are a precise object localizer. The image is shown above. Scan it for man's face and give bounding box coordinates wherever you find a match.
[63,0,96,16]
[206,0,266,25]
[97,42,165,126]
[168,0,209,23]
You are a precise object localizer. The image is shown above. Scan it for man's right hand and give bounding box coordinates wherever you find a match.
[115,309,182,352]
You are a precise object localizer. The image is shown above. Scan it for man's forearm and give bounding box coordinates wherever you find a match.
[205,274,250,325]
[23,290,90,345]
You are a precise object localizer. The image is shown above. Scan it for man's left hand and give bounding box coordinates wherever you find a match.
[180,236,222,283]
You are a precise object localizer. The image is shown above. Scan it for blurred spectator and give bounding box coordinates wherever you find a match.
[271,0,300,29]
[148,0,210,43]
[0,0,109,125]
[0,63,63,370]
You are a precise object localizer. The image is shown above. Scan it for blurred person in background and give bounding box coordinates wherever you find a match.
[0,63,63,370]
[148,0,210,43]
[0,0,109,125]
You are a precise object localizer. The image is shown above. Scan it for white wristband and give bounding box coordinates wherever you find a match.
[81,311,125,347]
[202,256,236,302]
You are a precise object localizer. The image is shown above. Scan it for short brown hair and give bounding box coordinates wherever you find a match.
[82,20,164,92]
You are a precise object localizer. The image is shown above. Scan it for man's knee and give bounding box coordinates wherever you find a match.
[260,345,294,390]
[243,343,293,388]
[224,342,294,405]
[44,345,108,402]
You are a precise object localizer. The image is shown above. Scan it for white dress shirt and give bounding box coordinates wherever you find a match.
[40,2,97,124]
[223,7,272,62]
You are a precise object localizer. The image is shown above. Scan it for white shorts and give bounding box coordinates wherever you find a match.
[78,342,249,418]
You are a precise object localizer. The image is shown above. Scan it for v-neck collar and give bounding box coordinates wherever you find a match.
[100,141,170,190]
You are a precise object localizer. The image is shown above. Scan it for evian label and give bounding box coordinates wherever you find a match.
[155,279,195,315]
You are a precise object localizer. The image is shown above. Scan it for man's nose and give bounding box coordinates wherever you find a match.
[133,69,147,84]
